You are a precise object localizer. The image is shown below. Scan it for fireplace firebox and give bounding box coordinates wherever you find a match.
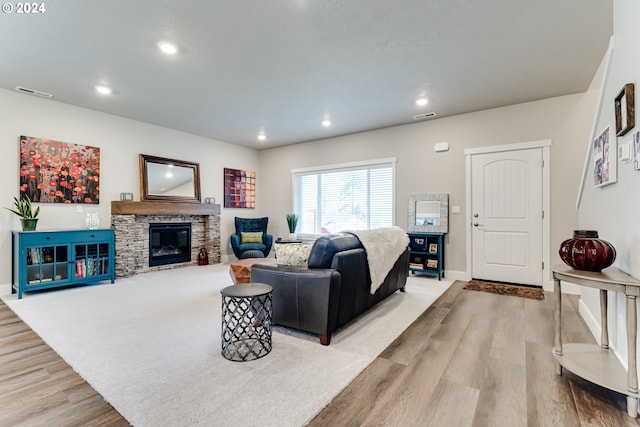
[149,223,191,266]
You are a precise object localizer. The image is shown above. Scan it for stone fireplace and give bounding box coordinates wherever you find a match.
[111,201,221,278]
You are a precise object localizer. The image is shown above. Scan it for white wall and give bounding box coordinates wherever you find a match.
[259,91,597,279]
[578,0,640,368]
[0,88,261,286]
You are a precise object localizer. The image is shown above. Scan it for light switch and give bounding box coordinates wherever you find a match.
[451,205,461,214]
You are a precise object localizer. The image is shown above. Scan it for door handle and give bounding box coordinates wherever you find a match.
[473,222,484,227]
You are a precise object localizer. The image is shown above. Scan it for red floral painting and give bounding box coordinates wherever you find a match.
[19,135,100,204]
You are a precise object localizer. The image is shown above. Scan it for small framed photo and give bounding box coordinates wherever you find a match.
[426,259,438,269]
[410,237,427,251]
[615,83,635,136]
[593,126,616,187]
[428,243,438,254]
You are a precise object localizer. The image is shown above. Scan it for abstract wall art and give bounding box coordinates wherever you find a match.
[224,167,255,208]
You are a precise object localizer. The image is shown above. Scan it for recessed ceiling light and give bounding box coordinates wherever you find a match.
[415,98,428,106]
[95,85,112,95]
[157,41,178,55]
[322,120,331,127]
[257,133,266,141]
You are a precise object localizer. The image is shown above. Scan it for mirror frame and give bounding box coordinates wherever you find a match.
[407,193,449,233]
[139,154,201,203]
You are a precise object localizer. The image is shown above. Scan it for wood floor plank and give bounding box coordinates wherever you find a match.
[417,379,480,427]
[526,341,582,427]
[472,357,527,427]
[358,325,467,426]
[441,311,498,389]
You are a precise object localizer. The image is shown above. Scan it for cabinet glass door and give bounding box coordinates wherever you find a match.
[26,245,69,285]
[75,243,111,278]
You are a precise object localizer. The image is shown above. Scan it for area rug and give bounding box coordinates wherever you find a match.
[464,279,545,300]
[2,264,453,427]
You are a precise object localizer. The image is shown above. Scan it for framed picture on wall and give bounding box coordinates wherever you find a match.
[19,135,100,203]
[615,83,635,136]
[593,126,617,187]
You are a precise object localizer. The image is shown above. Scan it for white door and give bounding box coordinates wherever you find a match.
[471,148,543,286]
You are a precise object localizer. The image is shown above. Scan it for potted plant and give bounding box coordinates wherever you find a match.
[286,213,298,240]
[6,194,40,231]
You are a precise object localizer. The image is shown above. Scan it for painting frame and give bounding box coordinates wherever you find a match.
[615,83,635,137]
[224,167,256,208]
[19,135,100,204]
[593,126,616,188]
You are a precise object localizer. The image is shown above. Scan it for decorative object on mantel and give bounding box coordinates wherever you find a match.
[85,212,100,229]
[593,126,616,187]
[224,167,255,208]
[19,135,100,204]
[559,230,616,272]
[615,82,635,137]
[120,192,134,201]
[286,213,298,240]
[6,194,40,231]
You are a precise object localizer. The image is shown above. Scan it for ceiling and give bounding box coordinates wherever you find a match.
[0,0,612,149]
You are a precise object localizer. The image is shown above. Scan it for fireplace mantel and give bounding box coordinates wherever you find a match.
[111,201,221,216]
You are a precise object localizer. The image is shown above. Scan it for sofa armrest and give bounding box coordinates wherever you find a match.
[251,264,341,338]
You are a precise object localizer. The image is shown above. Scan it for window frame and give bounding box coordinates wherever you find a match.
[291,157,397,238]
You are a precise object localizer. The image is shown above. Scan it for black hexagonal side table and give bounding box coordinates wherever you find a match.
[220,282,273,361]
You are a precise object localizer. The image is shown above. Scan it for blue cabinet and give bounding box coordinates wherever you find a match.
[407,232,445,280]
[12,229,115,299]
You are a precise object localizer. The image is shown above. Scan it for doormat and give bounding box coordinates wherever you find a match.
[464,279,545,300]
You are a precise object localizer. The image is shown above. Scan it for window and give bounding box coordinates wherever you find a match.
[292,158,395,235]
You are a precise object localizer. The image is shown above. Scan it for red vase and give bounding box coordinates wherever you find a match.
[559,230,616,272]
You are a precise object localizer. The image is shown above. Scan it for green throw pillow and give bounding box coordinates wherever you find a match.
[241,231,263,244]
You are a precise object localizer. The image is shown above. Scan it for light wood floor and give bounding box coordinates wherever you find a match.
[1,281,639,426]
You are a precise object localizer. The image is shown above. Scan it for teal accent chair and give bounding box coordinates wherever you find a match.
[230,217,273,259]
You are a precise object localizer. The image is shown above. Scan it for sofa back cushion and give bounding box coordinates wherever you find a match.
[307,233,363,268]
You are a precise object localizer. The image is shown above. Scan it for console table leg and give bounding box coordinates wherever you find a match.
[600,289,609,349]
[627,294,639,419]
[553,277,563,375]
[627,396,638,418]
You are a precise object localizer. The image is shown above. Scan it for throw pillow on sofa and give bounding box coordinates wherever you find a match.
[275,243,313,266]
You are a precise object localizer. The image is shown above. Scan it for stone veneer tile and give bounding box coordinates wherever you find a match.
[111,214,220,278]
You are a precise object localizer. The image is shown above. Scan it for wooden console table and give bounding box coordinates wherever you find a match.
[553,265,640,418]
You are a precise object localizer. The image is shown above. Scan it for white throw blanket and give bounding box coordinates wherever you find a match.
[345,226,410,294]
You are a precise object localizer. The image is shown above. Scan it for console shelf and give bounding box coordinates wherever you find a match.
[407,232,445,280]
[12,229,115,299]
[553,265,640,418]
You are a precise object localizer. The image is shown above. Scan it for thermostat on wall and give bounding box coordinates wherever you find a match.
[434,142,450,152]
[618,141,632,162]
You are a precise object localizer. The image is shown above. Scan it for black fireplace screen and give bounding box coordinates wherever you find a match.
[149,223,191,266]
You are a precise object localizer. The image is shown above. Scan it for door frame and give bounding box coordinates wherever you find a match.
[464,140,552,291]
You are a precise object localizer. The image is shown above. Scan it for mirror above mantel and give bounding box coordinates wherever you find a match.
[139,154,201,203]
[408,193,449,233]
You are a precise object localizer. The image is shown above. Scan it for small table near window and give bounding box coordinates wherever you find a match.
[553,265,640,418]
